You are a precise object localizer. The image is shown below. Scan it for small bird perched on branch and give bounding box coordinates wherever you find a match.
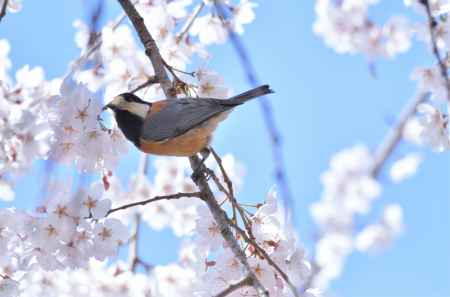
[102,85,273,158]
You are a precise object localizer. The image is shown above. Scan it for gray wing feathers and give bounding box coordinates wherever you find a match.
[142,98,232,141]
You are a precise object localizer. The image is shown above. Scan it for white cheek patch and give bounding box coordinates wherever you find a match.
[122,102,149,119]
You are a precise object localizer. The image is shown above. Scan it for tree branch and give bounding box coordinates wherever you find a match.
[370,92,428,177]
[117,1,271,295]
[107,192,201,216]
[213,1,294,214]
[189,157,269,297]
[213,275,253,297]
[130,75,159,94]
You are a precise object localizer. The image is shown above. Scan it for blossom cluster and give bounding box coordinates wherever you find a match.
[0,39,56,201]
[0,181,128,296]
[188,190,315,297]
[15,189,318,297]
[310,145,406,289]
[314,0,413,59]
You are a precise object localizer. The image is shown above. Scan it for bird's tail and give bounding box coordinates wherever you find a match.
[227,85,274,105]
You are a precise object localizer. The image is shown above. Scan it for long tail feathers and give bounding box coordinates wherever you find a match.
[228,85,274,105]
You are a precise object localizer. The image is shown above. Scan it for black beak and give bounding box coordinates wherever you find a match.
[102,104,113,111]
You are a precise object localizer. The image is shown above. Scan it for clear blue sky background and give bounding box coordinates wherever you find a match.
[1,1,449,297]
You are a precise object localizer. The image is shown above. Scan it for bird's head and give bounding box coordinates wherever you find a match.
[103,93,152,119]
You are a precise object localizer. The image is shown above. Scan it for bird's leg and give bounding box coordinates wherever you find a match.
[191,147,211,182]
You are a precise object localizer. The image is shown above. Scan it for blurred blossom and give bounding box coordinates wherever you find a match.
[389,153,422,183]
[355,204,404,252]
[404,103,450,151]
[314,0,412,59]
[0,0,22,14]
[310,145,384,288]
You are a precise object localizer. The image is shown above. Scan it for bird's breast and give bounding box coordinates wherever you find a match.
[139,110,230,156]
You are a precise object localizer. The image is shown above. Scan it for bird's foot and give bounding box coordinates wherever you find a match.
[191,166,213,184]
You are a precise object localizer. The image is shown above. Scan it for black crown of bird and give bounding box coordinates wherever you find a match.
[101,84,274,168]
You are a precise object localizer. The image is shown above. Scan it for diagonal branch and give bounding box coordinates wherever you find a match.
[370,92,428,177]
[130,75,159,94]
[177,1,205,41]
[213,1,294,214]
[189,156,269,297]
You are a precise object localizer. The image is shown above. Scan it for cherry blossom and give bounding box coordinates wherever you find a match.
[389,153,423,183]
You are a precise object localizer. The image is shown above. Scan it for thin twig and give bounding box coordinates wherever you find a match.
[130,76,159,94]
[0,0,8,22]
[107,192,201,216]
[213,275,253,297]
[177,1,205,41]
[210,147,234,198]
[213,1,295,214]
[421,0,450,103]
[208,150,253,238]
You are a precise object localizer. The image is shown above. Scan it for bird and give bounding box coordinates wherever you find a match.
[102,85,274,158]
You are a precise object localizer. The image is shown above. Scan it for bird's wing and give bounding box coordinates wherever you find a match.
[141,98,232,141]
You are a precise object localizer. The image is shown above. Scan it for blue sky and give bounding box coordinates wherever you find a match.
[1,1,450,296]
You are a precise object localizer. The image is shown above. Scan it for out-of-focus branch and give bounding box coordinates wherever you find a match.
[116,1,268,295]
[128,213,140,271]
[370,92,428,177]
[107,191,202,216]
[214,1,295,214]
[0,0,8,22]
[213,275,253,297]
[86,0,104,47]
[177,1,205,41]
[421,0,450,103]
